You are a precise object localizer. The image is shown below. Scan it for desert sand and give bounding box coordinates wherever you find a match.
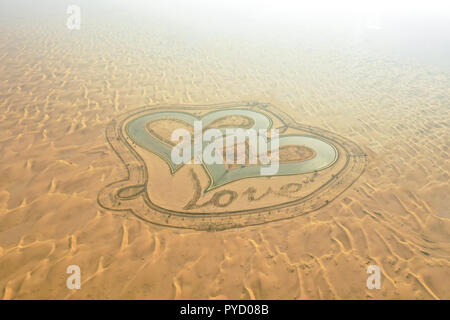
[0,1,449,299]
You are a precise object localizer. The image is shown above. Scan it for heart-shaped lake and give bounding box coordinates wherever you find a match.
[98,102,366,230]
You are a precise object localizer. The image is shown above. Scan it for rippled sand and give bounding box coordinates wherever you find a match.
[0,1,449,299]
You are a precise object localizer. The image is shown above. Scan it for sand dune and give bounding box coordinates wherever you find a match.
[0,1,449,299]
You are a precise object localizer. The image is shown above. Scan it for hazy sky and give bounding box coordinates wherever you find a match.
[1,0,449,70]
